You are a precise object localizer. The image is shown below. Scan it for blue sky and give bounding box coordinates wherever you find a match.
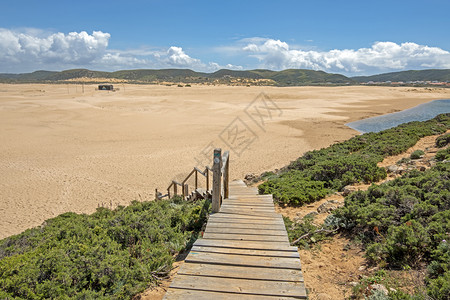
[1,0,450,75]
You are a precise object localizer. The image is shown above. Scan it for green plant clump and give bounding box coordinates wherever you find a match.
[259,113,450,206]
[435,133,450,148]
[435,147,450,161]
[0,198,209,299]
[332,162,450,299]
[410,150,425,159]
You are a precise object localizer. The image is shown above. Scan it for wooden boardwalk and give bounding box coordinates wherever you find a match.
[164,180,307,299]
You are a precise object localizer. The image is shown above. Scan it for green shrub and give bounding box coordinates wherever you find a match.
[435,147,450,161]
[435,133,450,148]
[0,198,210,299]
[260,114,450,206]
[410,150,425,159]
[331,162,450,299]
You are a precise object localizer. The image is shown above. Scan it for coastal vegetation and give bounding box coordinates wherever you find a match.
[273,114,450,299]
[332,163,450,298]
[259,114,450,206]
[0,197,209,299]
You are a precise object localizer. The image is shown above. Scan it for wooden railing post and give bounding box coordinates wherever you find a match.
[184,184,189,198]
[212,148,222,213]
[195,170,198,190]
[224,152,229,199]
[206,168,209,191]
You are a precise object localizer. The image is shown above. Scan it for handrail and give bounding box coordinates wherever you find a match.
[156,166,211,200]
[156,148,229,210]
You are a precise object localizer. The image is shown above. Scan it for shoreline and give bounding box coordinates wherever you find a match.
[1,84,450,239]
[346,98,450,133]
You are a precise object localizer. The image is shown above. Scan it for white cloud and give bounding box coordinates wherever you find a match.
[243,38,450,75]
[0,29,112,70]
[0,28,239,73]
[1,28,448,75]
[166,46,202,67]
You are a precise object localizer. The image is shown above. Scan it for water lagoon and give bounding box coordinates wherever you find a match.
[346,99,450,133]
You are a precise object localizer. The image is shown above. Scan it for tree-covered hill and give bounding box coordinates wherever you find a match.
[0,68,353,85]
[352,69,450,83]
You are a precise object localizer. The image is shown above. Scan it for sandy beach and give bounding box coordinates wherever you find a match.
[0,84,449,239]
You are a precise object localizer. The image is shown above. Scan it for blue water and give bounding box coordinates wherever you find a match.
[346,99,450,133]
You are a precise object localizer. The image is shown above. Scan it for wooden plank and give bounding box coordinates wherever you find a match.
[210,213,283,221]
[207,219,284,227]
[228,192,259,195]
[164,287,303,299]
[194,239,296,251]
[219,210,280,218]
[228,194,272,197]
[206,222,286,230]
[202,232,289,243]
[229,180,246,186]
[220,205,275,212]
[205,227,288,237]
[169,275,306,298]
[221,202,274,207]
[223,199,274,203]
[219,207,279,215]
[224,202,274,206]
[208,216,285,225]
[186,251,301,270]
[223,198,274,203]
[191,246,298,258]
[219,209,277,216]
[178,262,304,281]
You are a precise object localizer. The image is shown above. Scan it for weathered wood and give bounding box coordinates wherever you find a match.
[206,222,286,230]
[209,215,285,224]
[191,246,298,258]
[218,210,280,218]
[222,151,229,199]
[209,215,284,224]
[178,263,304,282]
[194,239,297,251]
[205,227,288,237]
[229,179,246,186]
[220,205,275,212]
[228,194,272,197]
[206,168,209,191]
[164,172,306,300]
[202,232,289,243]
[212,148,222,213]
[186,251,301,270]
[169,275,306,298]
[221,202,275,208]
[164,288,304,300]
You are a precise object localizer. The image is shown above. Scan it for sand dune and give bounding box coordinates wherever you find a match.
[1,84,449,239]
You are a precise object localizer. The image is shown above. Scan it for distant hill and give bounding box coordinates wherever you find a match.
[2,68,449,86]
[352,69,450,83]
[0,68,354,86]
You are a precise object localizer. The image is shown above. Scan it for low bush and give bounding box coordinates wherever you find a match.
[435,147,450,161]
[435,133,450,148]
[331,162,450,299]
[0,198,210,299]
[410,150,424,159]
[259,113,450,206]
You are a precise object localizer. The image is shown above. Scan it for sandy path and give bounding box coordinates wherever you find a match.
[0,84,449,239]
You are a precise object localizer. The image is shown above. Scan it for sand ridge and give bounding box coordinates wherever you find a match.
[0,84,449,239]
